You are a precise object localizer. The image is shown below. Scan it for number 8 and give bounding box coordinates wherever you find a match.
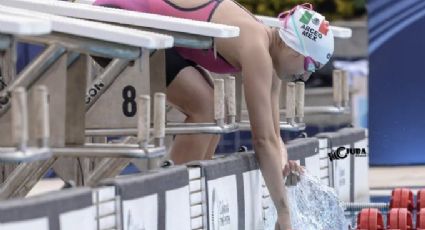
[122,85,137,117]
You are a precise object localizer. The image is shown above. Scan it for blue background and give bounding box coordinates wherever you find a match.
[368,0,425,165]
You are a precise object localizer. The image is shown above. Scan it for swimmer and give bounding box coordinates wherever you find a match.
[93,1,334,229]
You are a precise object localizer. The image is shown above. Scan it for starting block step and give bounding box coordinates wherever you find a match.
[0,5,173,49]
[2,0,240,38]
[0,12,51,35]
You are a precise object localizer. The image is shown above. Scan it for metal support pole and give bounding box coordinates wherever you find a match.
[225,76,236,124]
[11,87,28,151]
[286,82,295,125]
[138,95,150,148]
[31,85,50,148]
[214,79,225,127]
[295,82,305,124]
[333,69,343,108]
[153,93,165,147]
[0,45,65,115]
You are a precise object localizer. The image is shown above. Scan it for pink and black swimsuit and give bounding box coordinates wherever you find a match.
[94,0,241,85]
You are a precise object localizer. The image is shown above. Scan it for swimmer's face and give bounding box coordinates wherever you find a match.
[274,44,311,82]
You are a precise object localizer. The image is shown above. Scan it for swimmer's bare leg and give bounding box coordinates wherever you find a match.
[193,66,221,160]
[204,135,221,159]
[166,66,219,164]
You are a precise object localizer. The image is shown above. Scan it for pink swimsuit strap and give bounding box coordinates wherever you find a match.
[151,0,220,22]
[94,0,220,21]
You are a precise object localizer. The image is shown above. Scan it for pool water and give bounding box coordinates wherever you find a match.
[263,172,349,230]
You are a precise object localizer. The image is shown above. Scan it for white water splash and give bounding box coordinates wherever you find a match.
[263,172,349,230]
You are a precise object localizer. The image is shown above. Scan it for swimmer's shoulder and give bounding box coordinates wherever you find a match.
[212,0,269,45]
[211,0,271,66]
[211,0,263,27]
[214,21,269,68]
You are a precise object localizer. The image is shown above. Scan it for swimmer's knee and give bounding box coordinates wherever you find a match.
[187,102,215,122]
[186,91,215,122]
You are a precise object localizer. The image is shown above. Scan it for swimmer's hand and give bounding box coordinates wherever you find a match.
[283,160,304,186]
[282,160,304,177]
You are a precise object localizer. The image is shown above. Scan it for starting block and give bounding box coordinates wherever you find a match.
[0,4,173,197]
[0,86,52,162]
[281,69,351,117]
[5,0,239,39]
[0,13,51,36]
[5,0,243,136]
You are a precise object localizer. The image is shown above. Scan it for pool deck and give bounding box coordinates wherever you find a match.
[369,165,425,197]
[369,165,425,189]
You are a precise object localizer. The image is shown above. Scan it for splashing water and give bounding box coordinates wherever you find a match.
[263,172,348,230]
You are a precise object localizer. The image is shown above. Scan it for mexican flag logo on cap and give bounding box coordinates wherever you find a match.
[299,11,313,24]
[278,4,334,65]
[319,20,329,35]
[300,10,329,36]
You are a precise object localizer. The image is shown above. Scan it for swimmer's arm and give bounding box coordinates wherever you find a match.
[271,71,282,136]
[271,72,289,174]
[240,46,292,229]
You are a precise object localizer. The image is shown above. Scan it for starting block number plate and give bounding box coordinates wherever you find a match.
[86,55,150,129]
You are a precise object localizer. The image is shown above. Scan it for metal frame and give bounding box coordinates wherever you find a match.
[18,33,142,60]
[0,24,168,197]
[0,45,66,112]
[274,106,350,117]
[86,123,240,136]
[0,36,16,92]
[238,121,306,132]
[52,145,165,158]
[0,148,52,163]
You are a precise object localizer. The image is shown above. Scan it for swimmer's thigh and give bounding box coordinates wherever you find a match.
[165,49,214,120]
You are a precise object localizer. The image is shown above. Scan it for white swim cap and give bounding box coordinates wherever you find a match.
[278,4,334,65]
